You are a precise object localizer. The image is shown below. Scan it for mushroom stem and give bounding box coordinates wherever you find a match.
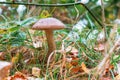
[45,30,56,55]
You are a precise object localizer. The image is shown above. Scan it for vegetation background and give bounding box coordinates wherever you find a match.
[0,0,120,80]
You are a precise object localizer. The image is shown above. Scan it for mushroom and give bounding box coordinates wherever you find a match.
[32,17,65,59]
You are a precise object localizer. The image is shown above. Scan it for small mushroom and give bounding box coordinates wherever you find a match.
[32,18,65,59]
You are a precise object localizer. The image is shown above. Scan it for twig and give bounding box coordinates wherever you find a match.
[101,0,107,54]
[46,50,62,69]
[67,67,97,80]
[50,71,54,80]
[60,41,67,79]
[101,0,106,25]
[0,1,88,7]
[0,1,103,27]
[97,37,120,75]
[95,1,118,78]
[45,50,57,80]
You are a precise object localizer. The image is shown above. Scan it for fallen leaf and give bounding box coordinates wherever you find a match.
[115,74,120,80]
[94,43,105,51]
[100,77,112,80]
[81,62,89,74]
[109,65,114,70]
[8,72,27,80]
[66,57,72,62]
[70,57,79,66]
[0,52,5,60]
[70,66,82,74]
[66,46,78,57]
[32,67,41,77]
[11,53,20,64]
[66,63,73,69]
[71,47,78,57]
[20,69,29,76]
[0,61,12,80]
[27,77,44,80]
[65,46,72,52]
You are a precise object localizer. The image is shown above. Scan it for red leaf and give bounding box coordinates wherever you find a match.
[9,72,27,80]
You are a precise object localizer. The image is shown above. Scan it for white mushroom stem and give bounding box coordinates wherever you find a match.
[45,30,56,55]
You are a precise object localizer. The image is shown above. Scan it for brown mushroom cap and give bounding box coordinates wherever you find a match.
[32,18,65,30]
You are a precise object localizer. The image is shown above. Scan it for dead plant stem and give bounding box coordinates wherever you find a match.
[101,0,107,54]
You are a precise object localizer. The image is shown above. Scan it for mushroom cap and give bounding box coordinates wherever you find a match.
[32,18,65,30]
